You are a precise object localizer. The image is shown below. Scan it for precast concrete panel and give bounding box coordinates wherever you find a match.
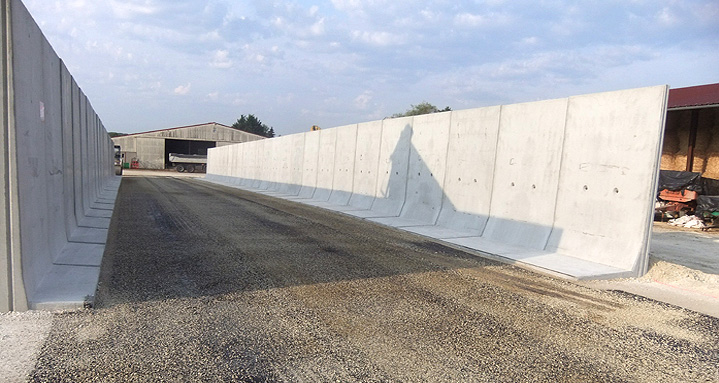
[0,0,9,312]
[71,80,85,224]
[309,128,338,202]
[42,40,67,258]
[279,133,305,195]
[260,134,297,195]
[206,147,218,175]
[545,86,668,272]
[480,98,568,249]
[251,139,266,189]
[233,144,246,186]
[331,120,383,212]
[229,145,239,184]
[324,124,357,206]
[275,135,294,191]
[211,145,229,179]
[271,137,285,189]
[207,146,227,184]
[292,131,321,199]
[227,144,239,181]
[407,106,501,239]
[88,109,98,201]
[80,94,92,214]
[346,117,412,218]
[258,138,275,190]
[261,136,287,192]
[240,140,257,187]
[10,4,63,296]
[220,146,232,180]
[273,136,291,191]
[372,112,451,227]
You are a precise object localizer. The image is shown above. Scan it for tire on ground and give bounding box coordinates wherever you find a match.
[176,164,185,172]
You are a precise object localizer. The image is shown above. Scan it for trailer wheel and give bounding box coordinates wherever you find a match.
[176,164,185,172]
[201,164,207,172]
[186,165,195,173]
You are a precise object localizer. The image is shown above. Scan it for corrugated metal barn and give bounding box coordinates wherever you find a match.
[112,122,265,170]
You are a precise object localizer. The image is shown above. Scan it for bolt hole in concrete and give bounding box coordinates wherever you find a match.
[584,185,588,191]
[511,182,515,186]
[614,188,620,193]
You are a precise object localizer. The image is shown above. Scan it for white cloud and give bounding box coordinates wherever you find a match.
[354,91,373,110]
[309,18,326,36]
[454,12,511,28]
[210,50,233,69]
[174,83,191,95]
[521,36,539,45]
[656,7,678,26]
[351,30,405,46]
[110,0,159,19]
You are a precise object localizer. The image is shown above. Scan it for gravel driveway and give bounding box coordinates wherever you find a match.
[20,176,719,382]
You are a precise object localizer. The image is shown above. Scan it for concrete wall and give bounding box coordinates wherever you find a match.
[1,0,118,312]
[206,86,668,280]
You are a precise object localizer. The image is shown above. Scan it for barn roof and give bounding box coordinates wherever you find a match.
[668,83,719,109]
[118,122,265,139]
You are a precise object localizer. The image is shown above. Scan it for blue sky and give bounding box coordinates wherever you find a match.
[24,0,719,135]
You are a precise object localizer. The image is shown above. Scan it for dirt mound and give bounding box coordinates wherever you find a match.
[641,256,719,299]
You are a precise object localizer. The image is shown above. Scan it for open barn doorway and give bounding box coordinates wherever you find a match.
[164,139,216,169]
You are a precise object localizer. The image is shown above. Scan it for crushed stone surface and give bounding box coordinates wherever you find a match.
[0,311,53,383]
[16,177,719,382]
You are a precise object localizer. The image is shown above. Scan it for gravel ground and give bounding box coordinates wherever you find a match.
[0,311,53,383]
[20,176,719,382]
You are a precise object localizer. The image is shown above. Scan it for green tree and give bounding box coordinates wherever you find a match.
[231,114,275,138]
[108,132,126,138]
[391,101,451,118]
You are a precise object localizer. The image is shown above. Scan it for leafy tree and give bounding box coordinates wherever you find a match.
[391,101,451,118]
[108,132,127,138]
[231,114,275,138]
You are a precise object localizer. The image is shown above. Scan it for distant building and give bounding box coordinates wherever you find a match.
[111,122,264,170]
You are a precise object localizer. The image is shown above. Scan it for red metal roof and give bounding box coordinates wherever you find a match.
[668,83,719,109]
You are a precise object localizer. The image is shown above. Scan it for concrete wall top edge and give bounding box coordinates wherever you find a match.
[210,85,670,148]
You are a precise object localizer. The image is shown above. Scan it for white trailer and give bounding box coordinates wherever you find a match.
[168,153,207,173]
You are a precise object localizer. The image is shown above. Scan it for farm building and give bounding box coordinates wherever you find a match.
[662,83,719,179]
[112,122,265,170]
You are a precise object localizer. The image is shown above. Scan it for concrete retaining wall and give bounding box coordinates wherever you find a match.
[206,86,668,279]
[1,0,119,312]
